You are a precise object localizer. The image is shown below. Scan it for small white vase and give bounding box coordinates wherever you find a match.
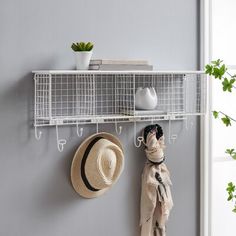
[75,51,93,70]
[135,87,158,110]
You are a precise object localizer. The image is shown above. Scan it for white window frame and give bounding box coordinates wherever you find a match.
[200,1,212,236]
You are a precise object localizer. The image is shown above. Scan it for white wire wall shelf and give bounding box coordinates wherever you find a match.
[32,70,207,151]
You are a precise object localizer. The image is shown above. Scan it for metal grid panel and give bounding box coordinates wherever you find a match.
[184,73,206,114]
[115,74,134,114]
[49,74,94,118]
[95,74,116,116]
[34,72,206,126]
[134,74,185,114]
[34,74,50,126]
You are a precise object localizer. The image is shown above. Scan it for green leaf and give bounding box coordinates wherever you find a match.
[213,111,219,119]
[222,78,229,91]
[71,42,94,51]
[213,67,221,79]
[226,149,235,155]
[232,207,236,213]
[225,149,236,160]
[221,116,231,127]
[78,42,86,51]
[222,78,235,92]
[85,42,93,51]
[206,59,227,80]
[219,64,227,79]
[212,59,223,66]
[205,64,213,75]
[227,182,235,194]
[228,194,233,201]
[226,182,236,204]
[71,43,79,51]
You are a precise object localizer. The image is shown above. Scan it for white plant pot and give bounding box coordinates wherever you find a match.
[75,51,93,70]
[135,87,158,110]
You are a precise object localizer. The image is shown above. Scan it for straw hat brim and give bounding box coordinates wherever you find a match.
[71,132,124,198]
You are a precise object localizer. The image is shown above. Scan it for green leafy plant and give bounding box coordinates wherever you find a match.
[226,182,236,213]
[71,42,93,52]
[205,59,236,213]
[226,149,236,160]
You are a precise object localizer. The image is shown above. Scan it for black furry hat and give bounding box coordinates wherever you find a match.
[143,124,163,143]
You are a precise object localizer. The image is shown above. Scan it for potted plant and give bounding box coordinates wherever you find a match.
[71,42,93,70]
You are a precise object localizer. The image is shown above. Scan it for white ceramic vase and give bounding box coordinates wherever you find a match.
[135,87,158,110]
[75,51,93,70]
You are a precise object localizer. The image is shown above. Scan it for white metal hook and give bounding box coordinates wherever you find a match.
[35,126,42,140]
[115,121,122,135]
[133,121,144,148]
[56,125,66,152]
[135,136,144,148]
[168,116,178,144]
[76,123,83,137]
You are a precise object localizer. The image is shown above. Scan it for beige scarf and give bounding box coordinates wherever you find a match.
[140,131,173,236]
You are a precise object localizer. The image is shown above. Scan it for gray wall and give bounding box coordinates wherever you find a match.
[0,0,199,235]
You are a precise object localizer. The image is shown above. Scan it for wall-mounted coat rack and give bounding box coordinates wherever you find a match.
[32,70,206,151]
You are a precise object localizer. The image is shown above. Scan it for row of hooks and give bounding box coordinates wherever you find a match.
[35,118,193,152]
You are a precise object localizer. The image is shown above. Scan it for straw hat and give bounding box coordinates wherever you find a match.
[71,132,124,198]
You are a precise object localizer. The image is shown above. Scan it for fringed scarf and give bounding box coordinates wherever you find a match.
[140,125,173,236]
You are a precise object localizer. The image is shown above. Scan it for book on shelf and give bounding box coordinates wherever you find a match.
[89,59,149,65]
[89,64,153,71]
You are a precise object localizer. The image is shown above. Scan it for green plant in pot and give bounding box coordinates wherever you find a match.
[71,42,93,70]
[205,59,236,213]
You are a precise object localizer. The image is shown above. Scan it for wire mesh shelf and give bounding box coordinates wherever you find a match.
[33,71,206,127]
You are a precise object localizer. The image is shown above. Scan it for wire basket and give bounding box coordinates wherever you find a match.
[33,71,206,127]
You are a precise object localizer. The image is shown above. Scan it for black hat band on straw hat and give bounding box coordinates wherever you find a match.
[80,136,103,192]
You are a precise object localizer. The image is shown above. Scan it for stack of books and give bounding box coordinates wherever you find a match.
[89,59,153,71]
